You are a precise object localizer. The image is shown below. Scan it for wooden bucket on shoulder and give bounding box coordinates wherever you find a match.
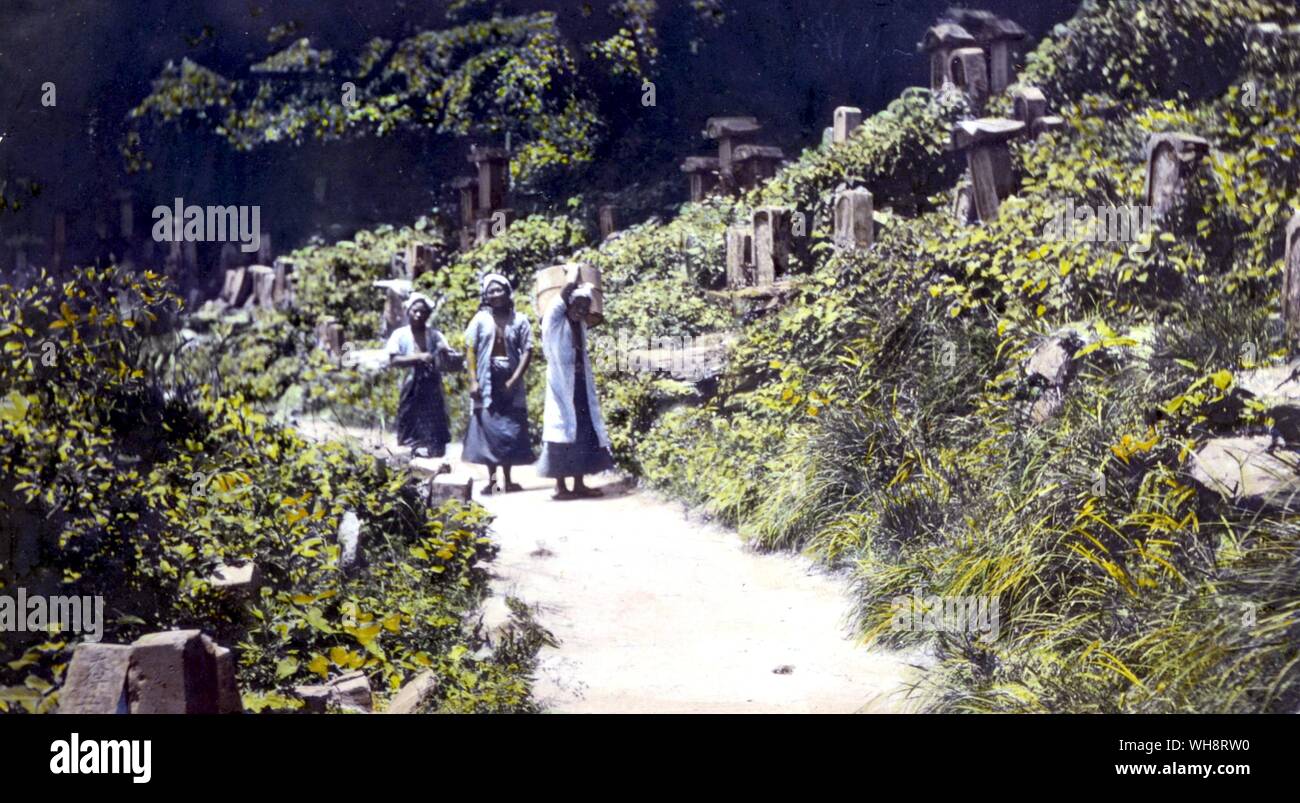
[532,263,603,325]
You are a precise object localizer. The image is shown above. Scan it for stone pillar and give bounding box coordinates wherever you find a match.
[272,257,296,308]
[705,116,762,179]
[952,182,977,226]
[725,224,754,288]
[599,205,618,239]
[256,232,273,266]
[475,209,515,245]
[1011,86,1065,138]
[752,207,792,286]
[316,317,343,358]
[1032,116,1066,137]
[833,107,862,144]
[57,644,131,714]
[950,48,990,110]
[917,23,976,90]
[220,266,253,307]
[951,118,1026,222]
[1283,211,1300,347]
[1011,86,1047,130]
[404,243,436,280]
[452,177,477,229]
[451,176,476,250]
[943,9,1027,94]
[375,279,413,337]
[469,147,509,216]
[1144,132,1211,220]
[248,265,275,311]
[219,242,242,275]
[834,187,874,250]
[732,145,785,191]
[681,157,721,202]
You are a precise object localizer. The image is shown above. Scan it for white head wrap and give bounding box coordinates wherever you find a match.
[403,292,435,314]
[481,273,512,294]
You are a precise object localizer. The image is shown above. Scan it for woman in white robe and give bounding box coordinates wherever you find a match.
[536,279,613,499]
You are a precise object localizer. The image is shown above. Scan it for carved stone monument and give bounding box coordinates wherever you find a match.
[918,23,976,90]
[468,146,509,215]
[1144,132,1211,220]
[833,187,874,250]
[945,9,1027,93]
[732,145,785,191]
[725,224,754,288]
[599,205,619,239]
[951,118,1026,222]
[705,116,763,179]
[950,47,990,110]
[681,156,721,202]
[833,107,863,145]
[1283,211,1300,347]
[752,207,792,286]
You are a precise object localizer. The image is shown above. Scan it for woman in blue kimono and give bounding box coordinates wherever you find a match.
[462,273,535,494]
[386,292,453,458]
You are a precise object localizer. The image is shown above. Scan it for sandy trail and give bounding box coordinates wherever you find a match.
[299,419,927,713]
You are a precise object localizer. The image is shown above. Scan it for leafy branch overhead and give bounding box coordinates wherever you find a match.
[124,10,670,186]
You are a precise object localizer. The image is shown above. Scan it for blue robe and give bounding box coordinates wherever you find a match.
[461,307,535,466]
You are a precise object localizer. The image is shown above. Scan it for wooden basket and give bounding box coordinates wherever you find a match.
[532,263,604,325]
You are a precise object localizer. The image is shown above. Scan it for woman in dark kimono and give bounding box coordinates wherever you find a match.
[386,292,452,458]
[462,273,535,494]
[537,275,614,500]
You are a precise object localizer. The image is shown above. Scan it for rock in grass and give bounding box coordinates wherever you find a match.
[329,671,373,712]
[1025,337,1074,387]
[338,511,361,571]
[1234,361,1300,443]
[386,671,439,714]
[1187,436,1300,511]
[209,561,259,594]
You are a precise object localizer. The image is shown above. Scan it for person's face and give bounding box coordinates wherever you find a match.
[567,297,591,322]
[407,300,431,325]
[485,283,509,308]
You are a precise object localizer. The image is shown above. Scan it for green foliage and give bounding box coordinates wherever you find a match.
[611,0,1300,712]
[127,11,658,187]
[1018,0,1298,103]
[755,86,969,216]
[0,268,542,713]
[293,221,446,341]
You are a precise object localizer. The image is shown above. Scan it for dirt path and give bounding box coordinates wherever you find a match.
[299,419,928,713]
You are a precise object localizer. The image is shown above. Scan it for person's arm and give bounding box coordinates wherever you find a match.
[387,328,435,368]
[505,315,532,391]
[558,263,581,306]
[390,349,434,367]
[465,317,481,400]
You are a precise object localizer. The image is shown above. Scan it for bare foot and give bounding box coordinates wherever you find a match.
[504,482,524,492]
[551,490,576,501]
[573,486,604,498]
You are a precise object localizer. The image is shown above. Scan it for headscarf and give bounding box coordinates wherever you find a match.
[403,291,435,315]
[479,272,514,312]
[570,283,595,304]
[481,273,512,294]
